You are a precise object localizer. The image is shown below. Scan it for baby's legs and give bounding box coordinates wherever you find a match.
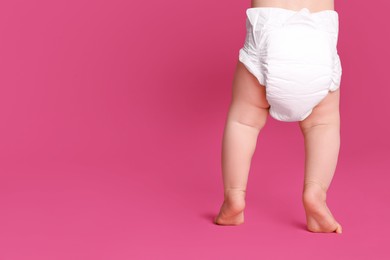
[215,60,270,225]
[299,89,342,233]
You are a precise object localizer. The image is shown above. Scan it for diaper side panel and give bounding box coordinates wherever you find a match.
[319,12,342,91]
[238,9,269,86]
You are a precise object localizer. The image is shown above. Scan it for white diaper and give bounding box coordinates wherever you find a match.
[239,7,342,122]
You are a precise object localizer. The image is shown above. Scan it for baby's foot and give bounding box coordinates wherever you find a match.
[302,182,342,234]
[214,189,246,225]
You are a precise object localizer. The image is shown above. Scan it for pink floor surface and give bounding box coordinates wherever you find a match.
[1,121,389,259]
[1,0,390,259]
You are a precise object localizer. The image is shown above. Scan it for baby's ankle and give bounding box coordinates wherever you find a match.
[224,188,246,199]
[302,182,327,206]
[223,188,246,212]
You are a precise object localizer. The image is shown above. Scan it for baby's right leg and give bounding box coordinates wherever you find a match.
[215,60,270,225]
[299,89,342,233]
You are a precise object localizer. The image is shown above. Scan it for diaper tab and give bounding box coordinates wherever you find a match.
[282,8,317,28]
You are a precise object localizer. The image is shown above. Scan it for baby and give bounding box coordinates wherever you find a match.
[215,0,343,233]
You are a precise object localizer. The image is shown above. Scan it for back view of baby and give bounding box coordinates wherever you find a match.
[214,0,343,234]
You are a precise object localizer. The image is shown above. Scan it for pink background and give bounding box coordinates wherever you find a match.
[0,0,389,259]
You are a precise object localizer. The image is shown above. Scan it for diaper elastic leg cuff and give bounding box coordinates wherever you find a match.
[238,49,265,86]
[329,82,340,92]
[299,108,314,121]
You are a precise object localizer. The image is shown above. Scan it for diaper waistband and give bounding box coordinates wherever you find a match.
[246,7,338,16]
[246,7,339,35]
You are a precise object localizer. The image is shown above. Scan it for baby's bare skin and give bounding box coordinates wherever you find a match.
[215,0,342,233]
[252,0,334,12]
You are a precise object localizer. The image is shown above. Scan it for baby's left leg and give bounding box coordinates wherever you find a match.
[299,89,342,234]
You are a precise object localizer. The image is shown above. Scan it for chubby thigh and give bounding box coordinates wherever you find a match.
[299,88,340,130]
[229,60,270,130]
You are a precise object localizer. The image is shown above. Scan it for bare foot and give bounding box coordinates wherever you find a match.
[214,189,246,225]
[302,182,342,234]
